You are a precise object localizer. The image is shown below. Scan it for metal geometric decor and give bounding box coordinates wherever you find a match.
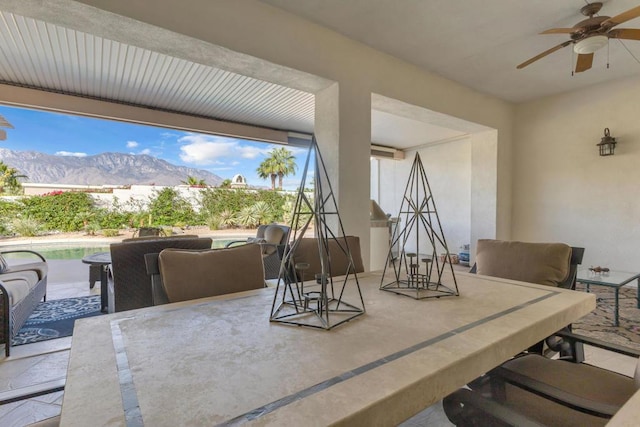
[270,136,365,329]
[380,152,460,299]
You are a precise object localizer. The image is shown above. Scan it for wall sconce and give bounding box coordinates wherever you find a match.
[597,128,617,156]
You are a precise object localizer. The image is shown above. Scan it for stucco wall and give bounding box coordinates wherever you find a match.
[513,74,640,271]
[377,138,472,257]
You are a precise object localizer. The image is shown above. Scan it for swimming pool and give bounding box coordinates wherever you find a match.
[1,238,243,260]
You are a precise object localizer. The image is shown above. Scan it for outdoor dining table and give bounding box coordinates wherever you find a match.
[59,270,596,426]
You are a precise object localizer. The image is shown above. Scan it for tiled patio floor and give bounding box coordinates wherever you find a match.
[0,258,93,427]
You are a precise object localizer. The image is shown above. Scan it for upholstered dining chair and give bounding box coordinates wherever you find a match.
[144,243,265,305]
[288,235,365,280]
[470,240,585,354]
[472,239,584,289]
[226,223,290,279]
[443,331,640,426]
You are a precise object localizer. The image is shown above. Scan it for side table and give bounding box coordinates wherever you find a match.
[576,268,640,326]
[82,251,111,313]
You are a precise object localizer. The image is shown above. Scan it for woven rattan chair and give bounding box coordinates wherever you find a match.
[109,236,212,312]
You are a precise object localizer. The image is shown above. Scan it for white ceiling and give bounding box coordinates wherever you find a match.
[262,0,640,103]
[9,2,637,149]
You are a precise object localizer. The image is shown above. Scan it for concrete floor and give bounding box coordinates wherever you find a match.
[0,259,637,426]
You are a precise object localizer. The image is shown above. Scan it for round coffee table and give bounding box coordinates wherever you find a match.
[82,252,111,313]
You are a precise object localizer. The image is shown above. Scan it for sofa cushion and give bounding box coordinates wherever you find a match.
[475,239,571,287]
[158,243,265,303]
[0,270,40,305]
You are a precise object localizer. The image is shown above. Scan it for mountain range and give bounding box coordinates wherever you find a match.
[0,148,223,186]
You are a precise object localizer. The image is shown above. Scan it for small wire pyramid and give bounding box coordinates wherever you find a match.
[269,136,365,329]
[380,152,460,299]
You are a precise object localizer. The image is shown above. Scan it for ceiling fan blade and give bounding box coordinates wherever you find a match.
[575,53,594,73]
[517,41,572,69]
[608,28,640,40]
[540,28,575,34]
[602,5,640,27]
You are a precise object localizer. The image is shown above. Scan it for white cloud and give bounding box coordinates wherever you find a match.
[126,140,139,148]
[55,151,87,157]
[139,148,151,155]
[238,145,271,159]
[178,134,251,165]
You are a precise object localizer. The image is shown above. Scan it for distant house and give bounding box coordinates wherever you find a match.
[230,174,248,189]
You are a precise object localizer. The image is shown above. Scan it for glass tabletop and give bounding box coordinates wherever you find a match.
[576,268,640,287]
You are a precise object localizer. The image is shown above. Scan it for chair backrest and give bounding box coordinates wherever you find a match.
[475,239,583,288]
[291,236,364,279]
[110,236,212,311]
[253,223,290,255]
[121,234,199,243]
[145,243,265,304]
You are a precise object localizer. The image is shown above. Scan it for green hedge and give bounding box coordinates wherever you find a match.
[0,188,297,237]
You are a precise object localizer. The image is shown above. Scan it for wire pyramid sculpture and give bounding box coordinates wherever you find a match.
[380,152,460,299]
[270,136,365,329]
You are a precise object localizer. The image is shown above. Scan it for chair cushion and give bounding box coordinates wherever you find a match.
[0,270,41,305]
[497,354,637,425]
[475,239,571,287]
[158,244,265,303]
[4,261,48,281]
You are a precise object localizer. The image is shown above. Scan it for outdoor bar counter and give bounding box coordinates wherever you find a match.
[60,271,596,426]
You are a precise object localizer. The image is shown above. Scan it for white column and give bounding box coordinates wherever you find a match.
[470,129,498,265]
[315,83,372,270]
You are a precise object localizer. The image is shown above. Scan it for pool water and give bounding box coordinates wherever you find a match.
[2,238,242,260]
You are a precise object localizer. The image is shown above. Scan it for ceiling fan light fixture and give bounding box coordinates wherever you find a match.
[573,35,609,54]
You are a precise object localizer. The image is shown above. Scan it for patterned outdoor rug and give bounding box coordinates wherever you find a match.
[12,295,103,346]
[572,283,640,351]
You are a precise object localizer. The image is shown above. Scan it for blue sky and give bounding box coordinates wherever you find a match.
[0,105,310,190]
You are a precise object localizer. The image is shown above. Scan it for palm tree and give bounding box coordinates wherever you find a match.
[272,147,297,190]
[256,157,278,190]
[257,148,297,190]
[0,161,27,194]
[181,175,206,187]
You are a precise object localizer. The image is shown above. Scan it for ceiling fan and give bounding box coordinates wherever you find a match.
[517,2,640,73]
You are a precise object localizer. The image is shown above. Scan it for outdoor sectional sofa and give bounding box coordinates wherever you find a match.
[0,250,48,357]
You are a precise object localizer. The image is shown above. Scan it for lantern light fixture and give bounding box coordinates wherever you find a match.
[597,128,617,156]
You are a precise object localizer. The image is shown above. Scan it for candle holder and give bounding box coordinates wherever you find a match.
[270,136,365,329]
[380,152,459,300]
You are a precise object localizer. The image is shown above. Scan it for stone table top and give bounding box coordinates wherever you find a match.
[60,271,596,426]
